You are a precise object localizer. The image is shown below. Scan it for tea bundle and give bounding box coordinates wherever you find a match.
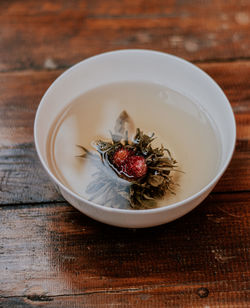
[79,111,177,209]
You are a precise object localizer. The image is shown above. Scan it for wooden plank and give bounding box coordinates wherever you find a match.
[0,2,249,307]
[0,61,249,204]
[1,0,250,18]
[0,283,249,308]
[0,70,60,147]
[0,62,248,148]
[1,1,250,71]
[0,139,248,204]
[0,193,249,305]
[201,61,250,193]
[0,143,62,204]
[214,139,250,192]
[0,70,63,203]
[0,0,86,16]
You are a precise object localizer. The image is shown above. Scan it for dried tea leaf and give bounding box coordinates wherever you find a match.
[114,110,130,134]
[114,110,135,139]
[147,174,165,187]
[110,131,123,143]
[142,193,155,200]
[94,140,113,153]
[75,145,89,158]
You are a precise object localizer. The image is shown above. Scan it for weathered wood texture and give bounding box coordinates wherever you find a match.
[0,193,249,306]
[0,1,249,307]
[0,71,62,203]
[0,61,249,204]
[1,0,250,72]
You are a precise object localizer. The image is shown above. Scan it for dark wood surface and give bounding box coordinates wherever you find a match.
[0,1,249,307]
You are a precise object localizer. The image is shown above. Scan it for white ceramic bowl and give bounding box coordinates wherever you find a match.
[34,50,236,228]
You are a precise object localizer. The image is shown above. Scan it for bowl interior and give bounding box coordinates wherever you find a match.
[35,50,236,210]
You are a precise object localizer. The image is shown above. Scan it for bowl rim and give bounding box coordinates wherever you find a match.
[34,49,236,215]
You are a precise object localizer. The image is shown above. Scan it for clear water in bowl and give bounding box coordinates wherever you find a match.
[47,82,221,209]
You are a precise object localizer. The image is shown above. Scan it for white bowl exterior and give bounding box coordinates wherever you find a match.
[59,184,215,228]
[34,50,236,228]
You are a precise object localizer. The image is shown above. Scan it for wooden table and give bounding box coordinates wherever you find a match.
[0,1,249,307]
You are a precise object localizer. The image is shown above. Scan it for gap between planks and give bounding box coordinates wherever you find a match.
[0,278,243,301]
[1,58,250,75]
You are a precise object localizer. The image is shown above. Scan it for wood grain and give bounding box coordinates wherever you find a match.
[1,0,250,72]
[0,70,60,146]
[0,193,249,306]
[0,140,248,205]
[0,61,249,204]
[0,1,249,306]
[0,143,62,204]
[0,285,249,308]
